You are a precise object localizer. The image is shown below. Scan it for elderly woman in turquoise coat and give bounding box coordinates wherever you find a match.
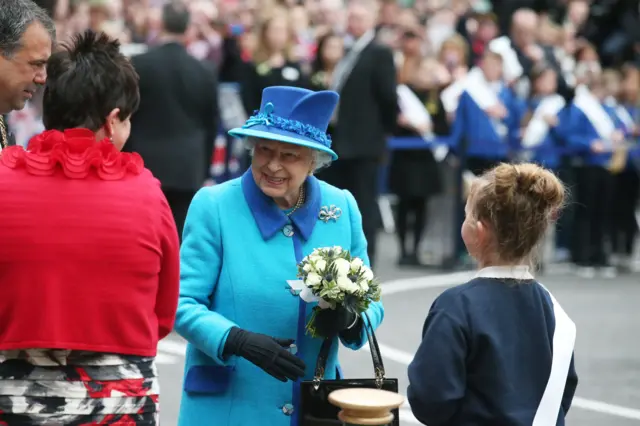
[175,86,385,426]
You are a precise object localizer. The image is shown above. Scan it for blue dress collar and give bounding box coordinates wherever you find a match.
[241,169,322,241]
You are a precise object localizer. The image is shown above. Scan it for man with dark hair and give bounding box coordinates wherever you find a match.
[126,0,219,241]
[0,0,55,148]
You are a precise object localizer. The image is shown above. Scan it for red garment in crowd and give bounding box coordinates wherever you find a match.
[0,129,180,357]
[472,38,487,65]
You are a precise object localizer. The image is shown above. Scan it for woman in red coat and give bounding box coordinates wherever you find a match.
[0,30,180,425]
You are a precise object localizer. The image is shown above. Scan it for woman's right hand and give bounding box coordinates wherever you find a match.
[223,327,306,382]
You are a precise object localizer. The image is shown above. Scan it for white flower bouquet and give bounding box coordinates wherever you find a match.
[296,246,381,337]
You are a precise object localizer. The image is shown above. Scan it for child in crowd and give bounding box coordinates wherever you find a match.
[407,162,578,426]
[568,73,623,277]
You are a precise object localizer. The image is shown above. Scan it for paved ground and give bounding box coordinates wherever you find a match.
[155,233,640,426]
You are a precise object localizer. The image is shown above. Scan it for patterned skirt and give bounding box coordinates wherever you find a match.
[0,349,159,425]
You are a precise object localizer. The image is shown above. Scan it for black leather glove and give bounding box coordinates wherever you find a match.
[313,306,360,338]
[223,327,306,382]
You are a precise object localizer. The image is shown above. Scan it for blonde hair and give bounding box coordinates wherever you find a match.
[469,163,566,264]
[253,8,294,64]
[438,34,469,66]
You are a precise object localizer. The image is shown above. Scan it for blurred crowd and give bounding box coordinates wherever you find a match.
[7,0,640,276]
[14,0,639,128]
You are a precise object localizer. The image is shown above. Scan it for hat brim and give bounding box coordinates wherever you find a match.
[228,127,338,161]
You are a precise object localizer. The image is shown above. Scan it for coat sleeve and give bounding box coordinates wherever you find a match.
[155,192,181,340]
[372,45,399,134]
[407,298,467,426]
[174,187,238,365]
[566,106,595,154]
[339,189,384,351]
[444,92,467,154]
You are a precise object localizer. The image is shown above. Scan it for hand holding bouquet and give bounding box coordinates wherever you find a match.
[296,247,381,338]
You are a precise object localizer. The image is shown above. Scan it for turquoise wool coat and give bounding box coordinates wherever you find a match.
[175,170,385,426]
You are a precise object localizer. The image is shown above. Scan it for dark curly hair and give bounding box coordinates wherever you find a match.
[42,30,139,131]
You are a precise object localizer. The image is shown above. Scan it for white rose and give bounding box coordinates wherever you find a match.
[308,254,322,264]
[358,279,369,292]
[361,266,374,282]
[337,276,359,294]
[303,263,312,272]
[305,272,322,287]
[333,258,351,277]
[314,259,327,272]
[332,246,343,254]
[350,257,364,271]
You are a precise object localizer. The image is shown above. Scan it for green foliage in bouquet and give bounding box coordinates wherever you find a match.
[296,246,381,337]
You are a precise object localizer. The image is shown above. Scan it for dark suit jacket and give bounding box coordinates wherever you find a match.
[125,42,218,192]
[331,42,398,160]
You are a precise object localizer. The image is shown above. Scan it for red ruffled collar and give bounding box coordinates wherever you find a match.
[0,129,144,180]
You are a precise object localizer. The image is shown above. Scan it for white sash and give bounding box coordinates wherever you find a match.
[397,84,434,139]
[522,95,566,148]
[441,77,466,113]
[441,67,499,113]
[533,283,577,426]
[440,68,508,138]
[474,266,576,426]
[616,106,635,131]
[488,36,524,83]
[573,85,615,141]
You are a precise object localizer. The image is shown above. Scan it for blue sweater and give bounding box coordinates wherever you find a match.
[622,104,640,162]
[407,274,578,426]
[448,86,522,160]
[566,104,614,167]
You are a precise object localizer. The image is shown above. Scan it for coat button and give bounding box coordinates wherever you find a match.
[282,224,294,237]
[288,343,297,355]
[282,403,294,416]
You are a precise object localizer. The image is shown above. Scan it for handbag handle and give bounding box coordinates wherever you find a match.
[312,312,386,389]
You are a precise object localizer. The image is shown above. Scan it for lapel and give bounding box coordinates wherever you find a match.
[241,170,322,241]
[331,30,375,93]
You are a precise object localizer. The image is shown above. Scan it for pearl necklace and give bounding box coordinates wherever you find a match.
[286,185,306,216]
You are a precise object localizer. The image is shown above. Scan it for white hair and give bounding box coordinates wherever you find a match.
[244,138,333,172]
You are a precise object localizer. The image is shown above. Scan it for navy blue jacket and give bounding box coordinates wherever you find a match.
[407,275,578,426]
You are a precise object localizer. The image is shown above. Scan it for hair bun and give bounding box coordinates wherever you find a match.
[470,162,567,263]
[493,163,565,214]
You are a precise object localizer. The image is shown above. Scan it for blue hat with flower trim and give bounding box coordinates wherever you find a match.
[228,86,339,160]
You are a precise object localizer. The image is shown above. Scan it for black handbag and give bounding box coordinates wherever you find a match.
[299,313,400,426]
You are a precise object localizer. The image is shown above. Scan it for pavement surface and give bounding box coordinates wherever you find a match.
[155,233,640,426]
